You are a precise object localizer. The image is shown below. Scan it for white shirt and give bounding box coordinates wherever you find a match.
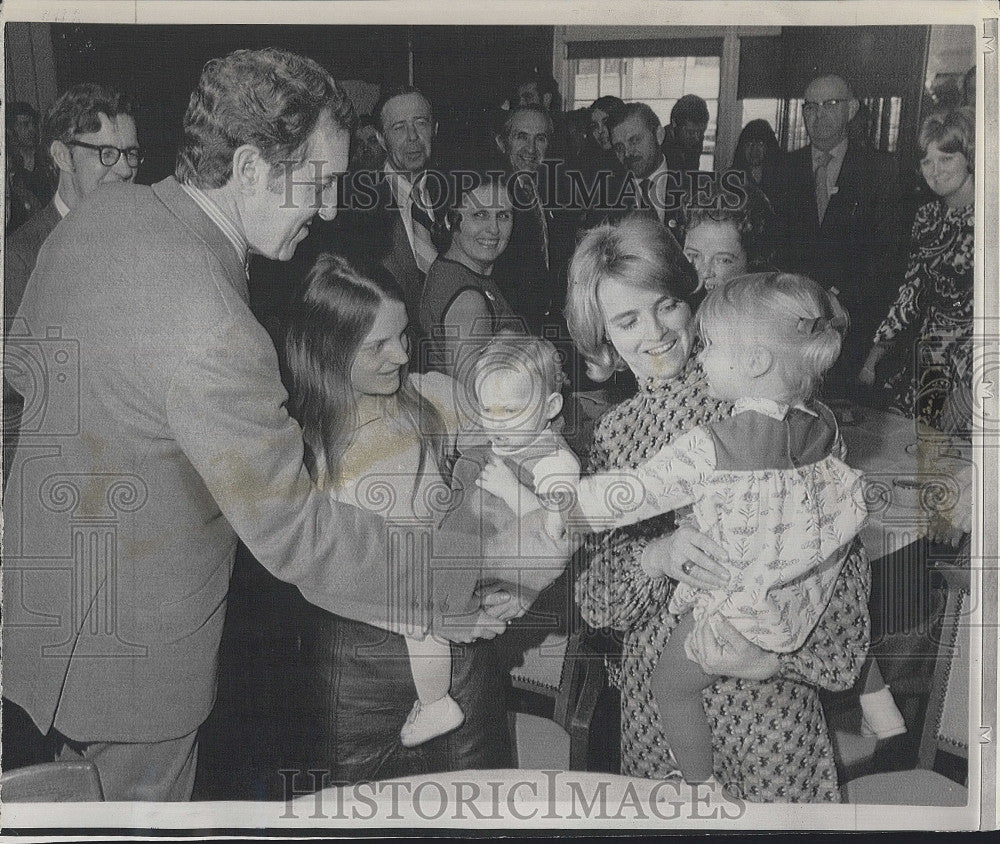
[384,162,427,259]
[53,188,71,219]
[180,182,249,274]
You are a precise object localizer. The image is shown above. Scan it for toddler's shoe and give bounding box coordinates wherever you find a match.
[860,686,907,739]
[400,694,465,747]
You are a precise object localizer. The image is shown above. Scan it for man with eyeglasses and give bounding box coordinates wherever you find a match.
[763,73,906,401]
[4,84,139,332]
[3,83,141,520]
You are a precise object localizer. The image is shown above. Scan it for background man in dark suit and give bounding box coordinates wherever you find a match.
[609,102,686,238]
[492,104,563,335]
[764,73,907,399]
[4,84,139,330]
[328,85,440,325]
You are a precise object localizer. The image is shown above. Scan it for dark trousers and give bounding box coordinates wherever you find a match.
[196,549,512,799]
[315,614,512,783]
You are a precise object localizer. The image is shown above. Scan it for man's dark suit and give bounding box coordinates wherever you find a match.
[246,168,434,361]
[763,142,908,398]
[492,163,586,338]
[4,200,61,326]
[327,168,430,325]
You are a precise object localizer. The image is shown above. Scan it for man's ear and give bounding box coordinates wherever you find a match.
[544,391,564,422]
[433,121,439,139]
[376,130,388,153]
[656,125,666,147]
[232,144,266,194]
[50,140,73,174]
[848,98,860,123]
[495,133,508,155]
[746,346,773,378]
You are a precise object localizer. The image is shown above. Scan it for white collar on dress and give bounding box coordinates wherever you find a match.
[733,396,819,421]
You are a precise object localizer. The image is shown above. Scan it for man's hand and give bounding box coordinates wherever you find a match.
[433,610,508,643]
[479,586,537,622]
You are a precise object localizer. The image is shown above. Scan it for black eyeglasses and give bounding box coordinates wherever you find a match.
[802,98,848,116]
[66,140,142,168]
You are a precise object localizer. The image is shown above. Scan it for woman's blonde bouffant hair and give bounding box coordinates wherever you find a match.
[564,215,701,382]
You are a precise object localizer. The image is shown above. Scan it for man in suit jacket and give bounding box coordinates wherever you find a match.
[4,84,140,496]
[323,86,440,327]
[4,84,139,333]
[492,105,584,337]
[764,74,907,399]
[608,102,687,238]
[2,49,515,802]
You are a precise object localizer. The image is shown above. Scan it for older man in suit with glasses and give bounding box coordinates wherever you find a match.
[763,73,908,401]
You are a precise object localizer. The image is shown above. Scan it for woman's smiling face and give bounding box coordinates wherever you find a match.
[597,276,696,381]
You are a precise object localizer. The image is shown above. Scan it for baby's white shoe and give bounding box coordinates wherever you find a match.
[859,686,907,739]
[400,694,465,747]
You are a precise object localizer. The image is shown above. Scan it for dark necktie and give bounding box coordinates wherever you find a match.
[518,174,549,271]
[815,150,833,224]
[409,176,438,274]
[638,177,660,223]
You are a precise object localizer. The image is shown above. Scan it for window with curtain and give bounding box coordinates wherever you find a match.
[737,28,923,156]
[569,38,722,171]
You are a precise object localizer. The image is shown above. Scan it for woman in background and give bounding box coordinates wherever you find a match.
[731,119,780,189]
[419,166,517,378]
[859,107,975,434]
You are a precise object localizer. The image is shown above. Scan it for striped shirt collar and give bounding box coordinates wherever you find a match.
[180,182,249,274]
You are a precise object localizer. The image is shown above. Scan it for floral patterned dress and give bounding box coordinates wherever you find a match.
[574,360,871,802]
[873,200,974,430]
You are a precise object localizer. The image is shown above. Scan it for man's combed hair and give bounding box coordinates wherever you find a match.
[608,101,660,135]
[44,83,136,148]
[176,47,355,189]
[372,85,432,133]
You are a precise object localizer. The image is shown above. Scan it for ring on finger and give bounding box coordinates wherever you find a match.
[681,561,694,575]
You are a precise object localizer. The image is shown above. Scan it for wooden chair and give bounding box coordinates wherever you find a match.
[0,760,104,802]
[843,546,971,805]
[498,572,605,771]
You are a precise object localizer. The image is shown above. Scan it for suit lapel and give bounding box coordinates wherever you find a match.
[152,177,249,301]
[821,143,864,233]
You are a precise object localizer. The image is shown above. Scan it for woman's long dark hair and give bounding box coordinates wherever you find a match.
[731,119,780,173]
[285,253,449,494]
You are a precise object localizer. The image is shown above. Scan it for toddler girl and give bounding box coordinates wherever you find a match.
[481,272,870,785]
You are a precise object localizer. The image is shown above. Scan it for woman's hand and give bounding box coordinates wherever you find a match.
[694,616,781,681]
[477,457,528,511]
[640,527,730,590]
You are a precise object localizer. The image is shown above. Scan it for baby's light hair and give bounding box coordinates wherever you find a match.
[696,272,846,399]
[471,330,568,400]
